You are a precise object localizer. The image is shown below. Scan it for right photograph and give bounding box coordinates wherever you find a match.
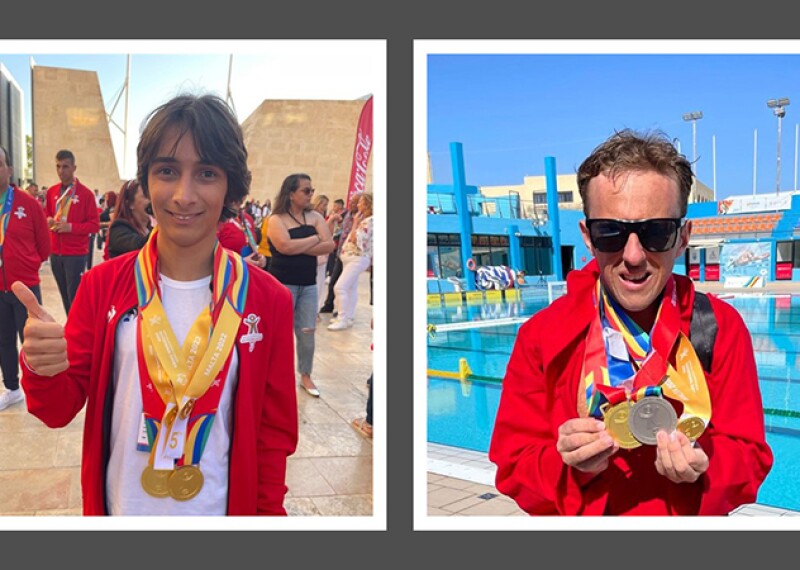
[417,40,800,527]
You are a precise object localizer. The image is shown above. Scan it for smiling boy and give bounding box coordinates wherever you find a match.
[14,94,298,516]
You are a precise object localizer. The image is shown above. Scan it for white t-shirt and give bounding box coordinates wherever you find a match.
[106,274,239,516]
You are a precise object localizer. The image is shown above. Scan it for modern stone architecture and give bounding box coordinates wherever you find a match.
[241,98,373,206]
[0,63,25,184]
[31,65,121,194]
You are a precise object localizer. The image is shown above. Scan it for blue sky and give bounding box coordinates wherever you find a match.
[427,49,800,201]
[0,40,382,180]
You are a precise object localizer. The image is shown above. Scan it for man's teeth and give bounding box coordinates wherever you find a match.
[623,274,648,283]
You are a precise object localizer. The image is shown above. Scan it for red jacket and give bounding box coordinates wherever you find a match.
[21,250,298,515]
[0,186,50,290]
[217,213,257,256]
[489,260,773,515]
[45,178,100,256]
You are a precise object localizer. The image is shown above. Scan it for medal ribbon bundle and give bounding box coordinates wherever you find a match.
[580,277,712,447]
[0,186,13,267]
[53,182,77,222]
[238,211,259,254]
[134,229,249,500]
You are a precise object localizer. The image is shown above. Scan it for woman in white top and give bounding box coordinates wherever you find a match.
[328,193,373,331]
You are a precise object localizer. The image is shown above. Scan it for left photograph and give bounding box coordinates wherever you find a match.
[0,40,385,528]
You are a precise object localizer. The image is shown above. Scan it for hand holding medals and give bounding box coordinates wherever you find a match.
[654,429,709,483]
[11,281,69,377]
[556,417,619,476]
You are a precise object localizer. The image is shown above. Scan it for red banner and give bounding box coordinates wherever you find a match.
[346,95,373,207]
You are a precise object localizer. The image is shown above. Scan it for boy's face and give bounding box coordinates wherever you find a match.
[56,158,76,185]
[147,127,228,256]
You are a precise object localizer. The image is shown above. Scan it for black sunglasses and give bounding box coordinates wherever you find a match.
[585,218,684,253]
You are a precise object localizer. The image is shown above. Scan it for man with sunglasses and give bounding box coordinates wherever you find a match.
[490,129,772,515]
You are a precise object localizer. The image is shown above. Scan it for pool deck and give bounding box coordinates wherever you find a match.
[0,247,374,517]
[428,279,800,518]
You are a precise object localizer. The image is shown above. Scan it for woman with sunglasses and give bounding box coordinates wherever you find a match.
[267,174,335,397]
[490,129,772,516]
[106,179,153,259]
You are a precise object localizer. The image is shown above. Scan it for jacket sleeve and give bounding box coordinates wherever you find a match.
[217,222,246,255]
[489,317,577,515]
[108,220,148,258]
[695,299,773,514]
[30,194,51,261]
[21,269,97,428]
[256,284,299,514]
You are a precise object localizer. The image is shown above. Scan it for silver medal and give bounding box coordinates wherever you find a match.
[628,396,677,445]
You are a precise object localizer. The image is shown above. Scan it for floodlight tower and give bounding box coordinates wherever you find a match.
[767,98,790,194]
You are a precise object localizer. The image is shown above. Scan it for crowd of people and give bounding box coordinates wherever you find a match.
[0,93,374,516]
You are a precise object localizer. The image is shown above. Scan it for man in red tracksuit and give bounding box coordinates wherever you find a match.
[0,145,50,411]
[15,94,298,516]
[44,150,100,315]
[489,130,772,515]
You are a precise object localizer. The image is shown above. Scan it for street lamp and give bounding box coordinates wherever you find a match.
[683,111,703,201]
[767,98,790,194]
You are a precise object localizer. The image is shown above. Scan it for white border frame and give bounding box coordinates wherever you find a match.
[414,39,800,530]
[0,38,387,531]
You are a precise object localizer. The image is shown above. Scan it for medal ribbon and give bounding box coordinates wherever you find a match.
[134,228,249,470]
[239,211,259,253]
[0,186,14,257]
[579,277,712,433]
[54,182,76,221]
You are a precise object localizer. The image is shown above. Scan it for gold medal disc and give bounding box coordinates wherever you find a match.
[676,416,706,441]
[603,401,641,450]
[141,466,171,498]
[167,465,204,501]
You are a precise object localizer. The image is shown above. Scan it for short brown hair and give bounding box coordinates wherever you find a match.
[577,129,693,217]
[136,94,251,221]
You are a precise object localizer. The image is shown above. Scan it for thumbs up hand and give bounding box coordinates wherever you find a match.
[11,281,69,377]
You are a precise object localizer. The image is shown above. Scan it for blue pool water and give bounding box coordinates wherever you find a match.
[427,291,800,512]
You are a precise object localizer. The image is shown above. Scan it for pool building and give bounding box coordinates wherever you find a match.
[427,142,800,297]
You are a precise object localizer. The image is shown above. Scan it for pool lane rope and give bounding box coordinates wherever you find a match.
[427,358,474,396]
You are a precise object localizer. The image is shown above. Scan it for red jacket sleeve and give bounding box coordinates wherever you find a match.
[21,268,97,427]
[30,194,51,261]
[489,317,578,515]
[217,221,247,254]
[694,298,773,514]
[256,284,298,514]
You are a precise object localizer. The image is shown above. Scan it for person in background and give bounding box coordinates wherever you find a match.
[325,199,345,279]
[44,149,100,315]
[15,93,298,516]
[0,146,50,411]
[217,198,265,269]
[311,193,331,314]
[489,129,772,516]
[267,174,334,397]
[106,179,153,259]
[329,193,373,331]
[319,197,359,316]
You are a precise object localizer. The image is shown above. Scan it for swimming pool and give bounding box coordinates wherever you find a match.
[427,291,800,512]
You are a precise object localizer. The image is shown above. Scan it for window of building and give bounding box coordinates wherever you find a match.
[427,233,463,278]
[558,191,573,203]
[520,236,553,276]
[471,234,509,268]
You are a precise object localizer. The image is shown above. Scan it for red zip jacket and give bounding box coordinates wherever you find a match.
[45,178,100,256]
[217,213,257,256]
[489,259,773,515]
[21,250,298,515]
[0,186,50,290]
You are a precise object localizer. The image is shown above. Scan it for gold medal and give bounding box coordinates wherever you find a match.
[602,401,641,450]
[141,465,171,498]
[167,465,204,501]
[676,416,706,440]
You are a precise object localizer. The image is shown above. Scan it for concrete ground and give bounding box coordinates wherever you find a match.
[0,245,374,516]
